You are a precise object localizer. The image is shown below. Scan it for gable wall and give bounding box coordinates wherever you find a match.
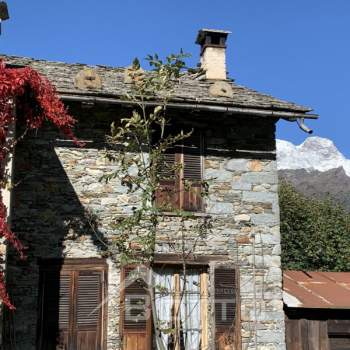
[4,104,285,350]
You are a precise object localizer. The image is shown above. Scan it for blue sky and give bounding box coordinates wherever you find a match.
[2,1,350,156]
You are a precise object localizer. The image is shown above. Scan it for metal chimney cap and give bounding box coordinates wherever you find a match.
[0,1,9,21]
[196,29,231,46]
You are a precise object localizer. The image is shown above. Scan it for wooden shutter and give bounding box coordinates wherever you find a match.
[214,266,240,350]
[155,150,180,211]
[76,270,103,350]
[58,274,71,330]
[121,266,151,350]
[182,133,203,211]
[38,260,107,350]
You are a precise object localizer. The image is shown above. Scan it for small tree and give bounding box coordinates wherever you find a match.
[99,53,211,350]
[279,180,350,271]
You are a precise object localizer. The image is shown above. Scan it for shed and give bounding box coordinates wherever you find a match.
[283,270,350,350]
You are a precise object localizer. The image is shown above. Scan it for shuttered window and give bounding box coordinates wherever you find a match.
[121,266,151,350]
[155,149,180,211]
[38,260,107,350]
[77,271,101,327]
[120,264,240,350]
[182,134,203,212]
[58,273,71,329]
[156,132,204,212]
[214,266,240,350]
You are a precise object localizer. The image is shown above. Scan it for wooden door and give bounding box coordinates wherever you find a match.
[38,260,107,350]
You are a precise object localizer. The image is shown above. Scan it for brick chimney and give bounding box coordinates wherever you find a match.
[196,29,231,80]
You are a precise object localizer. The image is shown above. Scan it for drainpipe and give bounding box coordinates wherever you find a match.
[297,118,313,134]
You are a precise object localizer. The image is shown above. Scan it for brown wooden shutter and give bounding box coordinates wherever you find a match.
[76,270,103,350]
[38,260,107,350]
[155,150,180,210]
[214,266,240,350]
[122,266,151,350]
[182,133,203,211]
[58,274,71,329]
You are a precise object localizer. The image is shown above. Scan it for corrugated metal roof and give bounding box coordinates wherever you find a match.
[283,271,350,309]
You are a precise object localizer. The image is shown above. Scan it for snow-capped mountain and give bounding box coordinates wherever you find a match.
[277,137,350,176]
[277,137,350,210]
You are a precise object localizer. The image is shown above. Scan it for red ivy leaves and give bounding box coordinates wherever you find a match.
[0,59,81,309]
[0,271,15,310]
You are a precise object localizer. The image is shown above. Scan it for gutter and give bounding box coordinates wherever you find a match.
[59,94,318,120]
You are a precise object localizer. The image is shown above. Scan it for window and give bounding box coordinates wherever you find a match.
[121,266,151,350]
[37,259,107,350]
[156,132,204,212]
[121,264,239,350]
[153,268,206,350]
[214,267,240,350]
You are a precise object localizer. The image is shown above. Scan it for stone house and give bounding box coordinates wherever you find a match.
[0,29,316,350]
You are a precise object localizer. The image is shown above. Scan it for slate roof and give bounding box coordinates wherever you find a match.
[1,54,316,118]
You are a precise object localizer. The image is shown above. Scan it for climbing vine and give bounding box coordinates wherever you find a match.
[0,59,80,309]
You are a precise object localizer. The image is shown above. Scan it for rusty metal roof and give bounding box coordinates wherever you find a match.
[283,271,350,309]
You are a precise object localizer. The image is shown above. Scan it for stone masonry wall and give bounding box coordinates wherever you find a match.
[4,104,285,350]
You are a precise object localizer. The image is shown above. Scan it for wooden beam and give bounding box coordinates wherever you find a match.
[154,254,229,265]
[201,272,209,350]
[174,273,180,350]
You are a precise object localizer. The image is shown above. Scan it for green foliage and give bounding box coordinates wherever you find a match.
[279,180,350,271]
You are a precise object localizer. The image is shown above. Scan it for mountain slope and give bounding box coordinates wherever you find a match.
[277,137,350,210]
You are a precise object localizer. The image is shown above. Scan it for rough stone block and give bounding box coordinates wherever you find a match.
[235,214,251,222]
[251,214,279,226]
[209,202,234,214]
[255,233,280,245]
[204,168,232,181]
[243,191,277,204]
[248,160,263,172]
[225,158,250,172]
[241,172,278,185]
[232,179,252,190]
[272,244,281,255]
[257,330,285,344]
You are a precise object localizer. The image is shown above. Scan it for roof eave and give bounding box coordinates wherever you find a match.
[60,93,318,120]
